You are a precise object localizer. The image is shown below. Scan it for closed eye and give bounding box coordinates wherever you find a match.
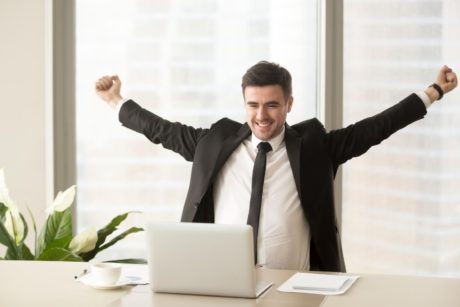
[246,102,259,108]
[266,101,281,108]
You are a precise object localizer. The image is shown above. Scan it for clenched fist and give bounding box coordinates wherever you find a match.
[426,65,458,102]
[95,75,123,109]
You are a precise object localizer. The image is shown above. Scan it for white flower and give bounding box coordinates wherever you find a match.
[69,227,98,254]
[0,169,25,245]
[4,207,25,245]
[46,185,76,215]
[0,169,13,206]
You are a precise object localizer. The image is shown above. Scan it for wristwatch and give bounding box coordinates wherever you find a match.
[430,83,444,100]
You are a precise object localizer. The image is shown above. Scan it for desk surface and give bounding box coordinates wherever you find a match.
[1,261,459,307]
[0,261,127,307]
[111,269,325,307]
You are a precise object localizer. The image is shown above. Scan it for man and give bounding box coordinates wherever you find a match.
[96,61,457,272]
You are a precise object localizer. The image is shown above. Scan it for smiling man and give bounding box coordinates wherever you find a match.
[244,85,292,141]
[96,61,457,272]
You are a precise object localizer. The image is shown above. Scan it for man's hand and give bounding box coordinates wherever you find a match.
[95,75,123,109]
[425,65,458,103]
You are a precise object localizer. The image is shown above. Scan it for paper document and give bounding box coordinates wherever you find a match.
[278,272,359,295]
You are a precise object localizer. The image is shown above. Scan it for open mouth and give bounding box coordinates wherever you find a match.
[256,121,271,128]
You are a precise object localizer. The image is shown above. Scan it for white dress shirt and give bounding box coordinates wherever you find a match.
[213,127,310,270]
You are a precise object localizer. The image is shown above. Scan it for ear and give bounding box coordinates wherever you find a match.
[287,96,293,112]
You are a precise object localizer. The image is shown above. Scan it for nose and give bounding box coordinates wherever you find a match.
[256,106,267,119]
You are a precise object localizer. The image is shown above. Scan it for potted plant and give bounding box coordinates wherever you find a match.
[0,169,143,262]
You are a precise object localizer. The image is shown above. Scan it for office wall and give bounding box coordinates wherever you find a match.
[0,0,51,250]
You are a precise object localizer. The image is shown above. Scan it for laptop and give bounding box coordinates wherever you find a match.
[145,222,273,298]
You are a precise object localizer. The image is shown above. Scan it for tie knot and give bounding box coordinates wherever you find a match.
[257,142,272,153]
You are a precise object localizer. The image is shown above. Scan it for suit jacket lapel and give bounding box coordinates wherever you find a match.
[209,123,302,196]
[210,123,251,184]
[285,124,302,199]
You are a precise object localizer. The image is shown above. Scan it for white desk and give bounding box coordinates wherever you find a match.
[1,261,460,307]
[0,261,128,307]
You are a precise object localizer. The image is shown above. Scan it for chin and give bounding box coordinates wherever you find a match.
[255,132,272,141]
[250,125,275,141]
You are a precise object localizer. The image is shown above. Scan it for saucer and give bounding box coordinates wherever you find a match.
[79,273,131,290]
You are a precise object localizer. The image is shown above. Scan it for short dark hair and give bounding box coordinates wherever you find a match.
[241,61,292,98]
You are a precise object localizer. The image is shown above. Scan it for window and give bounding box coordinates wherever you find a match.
[76,0,319,260]
[342,0,460,276]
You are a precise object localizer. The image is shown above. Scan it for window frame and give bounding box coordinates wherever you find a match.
[52,0,77,231]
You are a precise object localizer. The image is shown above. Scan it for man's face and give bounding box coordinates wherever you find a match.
[244,85,293,141]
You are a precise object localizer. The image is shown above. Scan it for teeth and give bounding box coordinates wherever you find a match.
[258,122,270,127]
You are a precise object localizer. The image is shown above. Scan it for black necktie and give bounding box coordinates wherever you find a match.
[247,141,272,264]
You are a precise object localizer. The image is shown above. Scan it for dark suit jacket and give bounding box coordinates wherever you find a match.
[119,93,427,272]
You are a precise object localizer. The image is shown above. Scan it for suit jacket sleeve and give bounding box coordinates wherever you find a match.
[325,93,427,166]
[118,100,209,161]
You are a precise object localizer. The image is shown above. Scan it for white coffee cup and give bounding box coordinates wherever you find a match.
[91,263,122,285]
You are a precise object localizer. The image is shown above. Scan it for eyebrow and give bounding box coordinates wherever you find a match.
[245,100,281,105]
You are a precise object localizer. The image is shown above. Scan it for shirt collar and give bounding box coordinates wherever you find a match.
[251,125,285,153]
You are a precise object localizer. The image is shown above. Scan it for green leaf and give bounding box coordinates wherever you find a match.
[18,212,28,245]
[98,226,143,252]
[0,203,11,246]
[0,218,16,251]
[21,244,34,260]
[80,226,143,262]
[96,212,134,244]
[5,247,17,259]
[37,208,73,256]
[84,211,139,254]
[37,247,82,262]
[5,243,34,260]
[0,202,7,219]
